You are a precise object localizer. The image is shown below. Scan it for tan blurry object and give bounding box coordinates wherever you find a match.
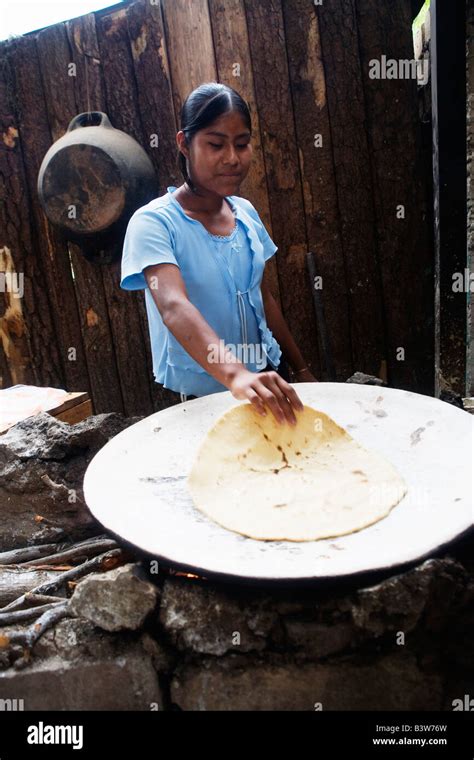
[0,386,91,433]
[187,404,408,542]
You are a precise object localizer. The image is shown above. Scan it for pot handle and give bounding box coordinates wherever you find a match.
[67,112,113,132]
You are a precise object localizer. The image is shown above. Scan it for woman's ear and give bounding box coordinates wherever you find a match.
[176,131,189,159]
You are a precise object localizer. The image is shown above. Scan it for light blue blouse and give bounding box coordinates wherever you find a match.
[120,185,282,397]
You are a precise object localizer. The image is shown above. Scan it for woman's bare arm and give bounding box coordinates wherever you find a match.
[144,262,244,387]
[143,262,303,424]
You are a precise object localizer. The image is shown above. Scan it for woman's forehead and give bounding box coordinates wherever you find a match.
[200,112,250,137]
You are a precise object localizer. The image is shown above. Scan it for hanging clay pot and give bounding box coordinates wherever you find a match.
[37,111,158,262]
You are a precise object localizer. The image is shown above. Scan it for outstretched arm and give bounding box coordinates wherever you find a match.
[144,262,304,423]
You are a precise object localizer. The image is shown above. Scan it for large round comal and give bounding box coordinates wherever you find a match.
[83,383,473,584]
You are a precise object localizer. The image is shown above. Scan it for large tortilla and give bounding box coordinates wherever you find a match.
[187,404,407,541]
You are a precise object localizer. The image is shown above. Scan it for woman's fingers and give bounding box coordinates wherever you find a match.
[246,389,267,417]
[273,374,305,412]
[253,372,303,426]
[258,386,288,424]
[262,379,296,425]
[229,369,305,426]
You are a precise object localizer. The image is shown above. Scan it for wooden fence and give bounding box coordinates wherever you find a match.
[0,0,433,415]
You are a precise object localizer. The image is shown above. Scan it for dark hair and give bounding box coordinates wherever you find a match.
[177,82,252,193]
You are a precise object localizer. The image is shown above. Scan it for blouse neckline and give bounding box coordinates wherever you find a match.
[167,185,238,240]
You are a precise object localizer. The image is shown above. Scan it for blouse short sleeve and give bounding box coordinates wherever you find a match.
[120,209,179,291]
[239,199,278,262]
[259,222,278,262]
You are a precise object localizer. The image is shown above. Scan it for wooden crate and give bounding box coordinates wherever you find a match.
[47,392,93,424]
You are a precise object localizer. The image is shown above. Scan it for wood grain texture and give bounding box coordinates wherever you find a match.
[209,0,282,306]
[282,0,353,380]
[36,22,124,413]
[317,0,386,378]
[356,0,434,394]
[92,7,162,414]
[0,0,437,398]
[125,0,187,410]
[3,36,90,392]
[244,0,320,374]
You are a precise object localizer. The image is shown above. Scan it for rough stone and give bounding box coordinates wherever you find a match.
[282,619,355,658]
[0,411,143,551]
[159,578,276,655]
[69,563,158,631]
[0,653,162,710]
[345,372,386,386]
[31,616,128,662]
[170,652,443,711]
[158,559,473,664]
[350,559,469,638]
[0,617,163,709]
[438,580,474,668]
[140,632,177,674]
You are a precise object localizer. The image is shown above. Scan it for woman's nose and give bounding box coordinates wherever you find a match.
[222,146,239,164]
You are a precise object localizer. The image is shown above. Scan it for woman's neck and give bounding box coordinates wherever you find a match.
[176,182,227,216]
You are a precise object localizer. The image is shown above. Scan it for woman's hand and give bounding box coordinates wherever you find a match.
[229,368,304,426]
[293,368,319,382]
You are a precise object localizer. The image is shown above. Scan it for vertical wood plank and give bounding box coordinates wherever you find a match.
[357,0,435,394]
[125,0,190,409]
[208,0,282,306]
[67,10,159,415]
[6,36,90,393]
[467,0,474,397]
[282,0,353,380]
[160,0,216,119]
[430,0,467,396]
[317,0,387,379]
[243,0,320,374]
[126,0,179,190]
[0,42,36,387]
[35,23,124,414]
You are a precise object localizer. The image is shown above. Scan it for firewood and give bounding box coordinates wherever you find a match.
[19,538,118,567]
[23,592,66,606]
[0,568,62,608]
[0,601,69,650]
[0,542,70,566]
[0,548,124,613]
[0,601,64,627]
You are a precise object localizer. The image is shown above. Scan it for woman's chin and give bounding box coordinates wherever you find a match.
[217,177,243,192]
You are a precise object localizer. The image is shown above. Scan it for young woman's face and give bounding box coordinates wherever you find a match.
[178,110,252,195]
